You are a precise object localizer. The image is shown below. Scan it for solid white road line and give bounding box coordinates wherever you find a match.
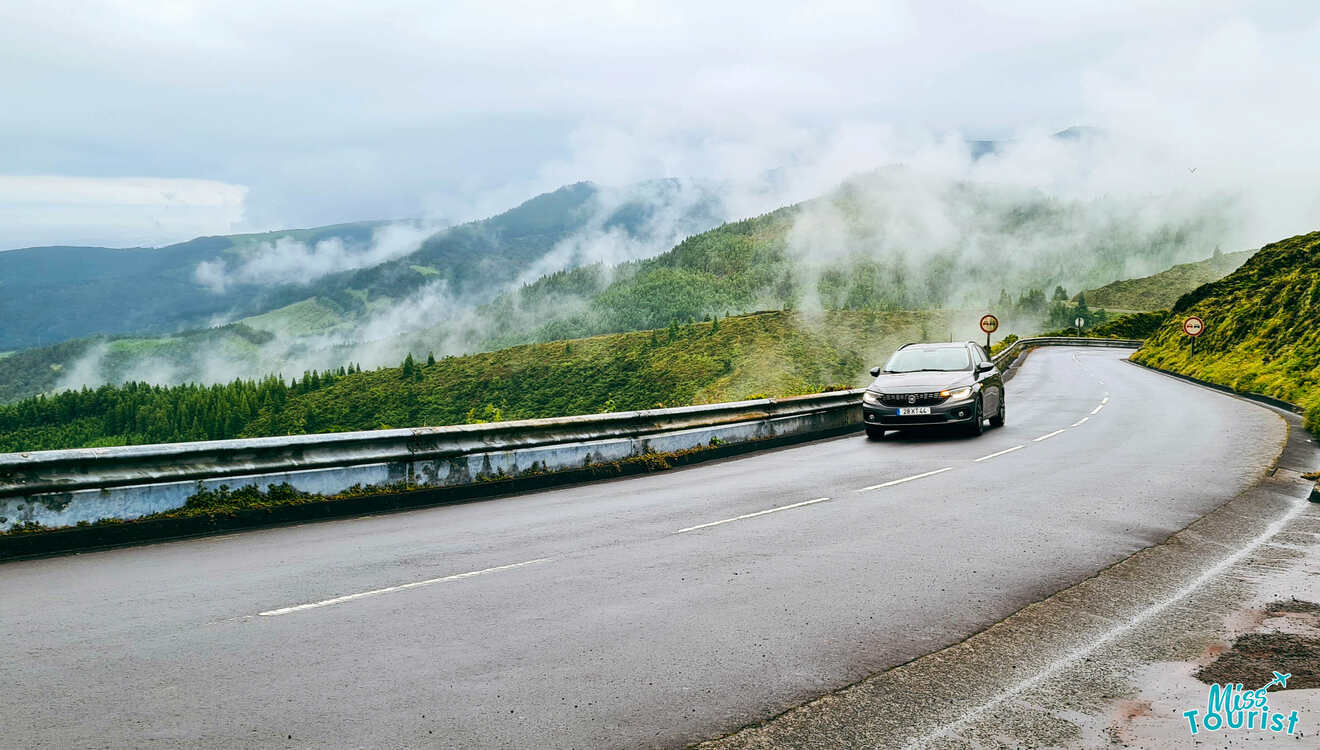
[258,558,552,616]
[1033,429,1066,442]
[1090,403,1106,415]
[856,467,954,493]
[974,445,1024,462]
[1071,417,1089,427]
[674,497,831,534]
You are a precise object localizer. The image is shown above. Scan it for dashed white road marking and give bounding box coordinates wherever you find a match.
[1071,417,1089,427]
[1090,403,1106,415]
[856,467,954,492]
[257,558,552,616]
[974,445,1024,462]
[1101,396,1110,404]
[674,497,831,534]
[1033,429,1066,442]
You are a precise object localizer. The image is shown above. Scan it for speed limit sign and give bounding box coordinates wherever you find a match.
[979,314,999,350]
[1183,316,1205,337]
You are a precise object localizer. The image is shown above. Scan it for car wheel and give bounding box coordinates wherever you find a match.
[989,394,1005,428]
[964,398,984,436]
[866,426,886,440]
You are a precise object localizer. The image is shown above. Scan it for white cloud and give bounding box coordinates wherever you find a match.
[193,221,438,293]
[0,2,1317,257]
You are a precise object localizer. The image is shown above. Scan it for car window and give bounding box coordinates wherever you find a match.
[883,348,972,372]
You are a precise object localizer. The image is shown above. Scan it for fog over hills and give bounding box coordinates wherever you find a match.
[0,179,725,352]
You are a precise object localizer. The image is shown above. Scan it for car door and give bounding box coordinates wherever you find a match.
[974,346,1001,413]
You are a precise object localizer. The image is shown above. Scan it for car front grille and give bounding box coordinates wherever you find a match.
[876,392,946,406]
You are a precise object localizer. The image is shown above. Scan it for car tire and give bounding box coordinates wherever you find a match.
[989,394,1005,428]
[866,427,886,440]
[964,399,984,436]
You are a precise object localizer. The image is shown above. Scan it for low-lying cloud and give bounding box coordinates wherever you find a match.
[193,221,439,293]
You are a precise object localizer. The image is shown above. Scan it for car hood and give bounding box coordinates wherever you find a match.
[867,371,973,393]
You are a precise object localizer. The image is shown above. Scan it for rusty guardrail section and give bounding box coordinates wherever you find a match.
[0,336,1141,534]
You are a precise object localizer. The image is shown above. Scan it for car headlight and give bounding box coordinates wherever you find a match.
[940,386,973,400]
[862,391,882,405]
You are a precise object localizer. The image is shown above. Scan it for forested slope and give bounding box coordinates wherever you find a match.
[0,309,953,452]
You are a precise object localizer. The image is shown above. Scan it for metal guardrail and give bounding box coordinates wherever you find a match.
[0,390,863,499]
[991,336,1143,370]
[0,336,1142,502]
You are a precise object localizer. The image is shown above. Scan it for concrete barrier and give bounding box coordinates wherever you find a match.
[0,336,1141,533]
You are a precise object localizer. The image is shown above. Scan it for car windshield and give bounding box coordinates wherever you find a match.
[883,347,971,373]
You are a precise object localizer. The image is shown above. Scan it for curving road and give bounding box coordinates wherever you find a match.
[0,347,1286,749]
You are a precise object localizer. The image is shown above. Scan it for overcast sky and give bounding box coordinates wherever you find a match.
[2,0,1318,249]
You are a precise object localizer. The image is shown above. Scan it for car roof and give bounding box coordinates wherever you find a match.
[898,342,974,350]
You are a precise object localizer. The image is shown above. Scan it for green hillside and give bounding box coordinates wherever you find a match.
[0,310,957,453]
[486,170,1234,347]
[1131,231,1320,434]
[1081,249,1253,311]
[0,170,1232,404]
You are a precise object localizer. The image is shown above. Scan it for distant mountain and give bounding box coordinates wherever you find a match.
[0,222,386,350]
[1132,230,1320,434]
[1080,249,1254,311]
[0,180,723,352]
[966,126,1104,160]
[0,179,727,401]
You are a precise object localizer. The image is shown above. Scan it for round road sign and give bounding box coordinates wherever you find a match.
[1183,316,1205,337]
[979,314,999,334]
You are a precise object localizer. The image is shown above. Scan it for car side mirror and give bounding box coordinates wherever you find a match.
[869,366,882,377]
[975,362,995,375]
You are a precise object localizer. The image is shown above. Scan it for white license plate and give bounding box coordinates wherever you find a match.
[897,406,932,416]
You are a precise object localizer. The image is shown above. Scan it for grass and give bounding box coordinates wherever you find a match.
[1131,231,1320,435]
[242,298,351,336]
[240,309,956,438]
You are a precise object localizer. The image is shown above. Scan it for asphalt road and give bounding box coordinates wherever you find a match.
[0,347,1285,749]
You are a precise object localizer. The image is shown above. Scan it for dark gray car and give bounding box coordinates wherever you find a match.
[861,341,1005,439]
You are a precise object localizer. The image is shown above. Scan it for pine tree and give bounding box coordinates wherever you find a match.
[401,353,417,380]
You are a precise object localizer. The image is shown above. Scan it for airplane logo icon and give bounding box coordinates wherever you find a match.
[1262,671,1291,690]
